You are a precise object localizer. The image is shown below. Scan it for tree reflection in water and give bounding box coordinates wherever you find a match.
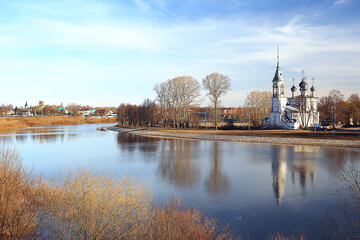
[204,142,229,196]
[117,134,159,154]
[158,139,200,187]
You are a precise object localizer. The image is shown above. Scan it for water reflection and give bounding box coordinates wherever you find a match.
[158,139,200,187]
[292,160,317,194]
[117,135,231,192]
[270,145,322,206]
[271,145,288,207]
[204,142,230,196]
[0,125,104,144]
[117,134,159,153]
[323,148,360,174]
[117,134,202,187]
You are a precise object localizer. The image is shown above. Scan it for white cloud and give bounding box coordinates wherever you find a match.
[37,20,164,50]
[133,0,151,11]
[333,0,351,6]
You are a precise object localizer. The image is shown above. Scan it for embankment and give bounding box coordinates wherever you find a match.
[0,116,117,130]
[108,126,360,148]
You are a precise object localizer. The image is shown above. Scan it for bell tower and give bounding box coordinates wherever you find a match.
[270,46,288,127]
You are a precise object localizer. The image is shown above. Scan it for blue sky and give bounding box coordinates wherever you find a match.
[0,0,359,107]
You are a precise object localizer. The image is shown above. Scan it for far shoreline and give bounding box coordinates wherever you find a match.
[0,116,117,131]
[107,125,360,149]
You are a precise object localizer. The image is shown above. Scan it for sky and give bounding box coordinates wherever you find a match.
[0,0,359,108]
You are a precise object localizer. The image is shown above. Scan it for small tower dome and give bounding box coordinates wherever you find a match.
[310,86,315,92]
[272,46,284,83]
[273,67,285,82]
[299,78,308,90]
[291,85,297,92]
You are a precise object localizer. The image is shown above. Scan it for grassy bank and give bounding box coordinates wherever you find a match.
[0,116,117,130]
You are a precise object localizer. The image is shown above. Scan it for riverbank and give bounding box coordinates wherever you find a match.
[108,125,360,148]
[0,116,117,130]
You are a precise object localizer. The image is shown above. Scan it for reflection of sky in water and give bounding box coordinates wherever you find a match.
[1,123,359,239]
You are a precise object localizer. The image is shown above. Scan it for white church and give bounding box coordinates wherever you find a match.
[267,50,319,129]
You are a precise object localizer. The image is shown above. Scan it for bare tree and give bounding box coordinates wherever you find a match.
[66,103,82,114]
[244,91,272,126]
[329,90,344,126]
[318,90,345,126]
[177,76,201,128]
[117,103,128,125]
[348,93,360,124]
[139,98,156,127]
[202,72,231,130]
[154,82,168,127]
[154,76,200,128]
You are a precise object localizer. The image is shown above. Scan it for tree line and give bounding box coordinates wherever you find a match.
[319,90,360,126]
[0,102,117,116]
[118,73,232,129]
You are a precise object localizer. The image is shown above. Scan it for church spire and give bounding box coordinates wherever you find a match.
[273,45,284,82]
[277,44,279,67]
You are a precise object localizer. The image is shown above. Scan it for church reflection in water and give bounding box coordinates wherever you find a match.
[271,145,318,207]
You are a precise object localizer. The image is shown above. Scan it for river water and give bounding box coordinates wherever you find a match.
[0,123,358,239]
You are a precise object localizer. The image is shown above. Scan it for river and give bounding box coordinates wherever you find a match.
[0,123,358,239]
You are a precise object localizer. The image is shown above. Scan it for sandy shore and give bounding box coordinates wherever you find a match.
[108,126,360,149]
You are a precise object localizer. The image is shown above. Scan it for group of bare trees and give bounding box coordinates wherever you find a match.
[153,73,231,129]
[154,76,201,128]
[117,99,157,127]
[319,90,360,125]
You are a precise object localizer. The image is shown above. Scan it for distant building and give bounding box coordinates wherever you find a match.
[39,101,45,109]
[18,108,32,116]
[58,107,68,114]
[1,109,14,116]
[78,108,91,116]
[268,48,319,129]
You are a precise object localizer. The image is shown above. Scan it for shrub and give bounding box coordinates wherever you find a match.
[42,168,152,239]
[140,196,233,240]
[0,147,45,239]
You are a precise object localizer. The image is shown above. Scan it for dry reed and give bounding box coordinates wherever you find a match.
[0,116,117,131]
[0,147,45,239]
